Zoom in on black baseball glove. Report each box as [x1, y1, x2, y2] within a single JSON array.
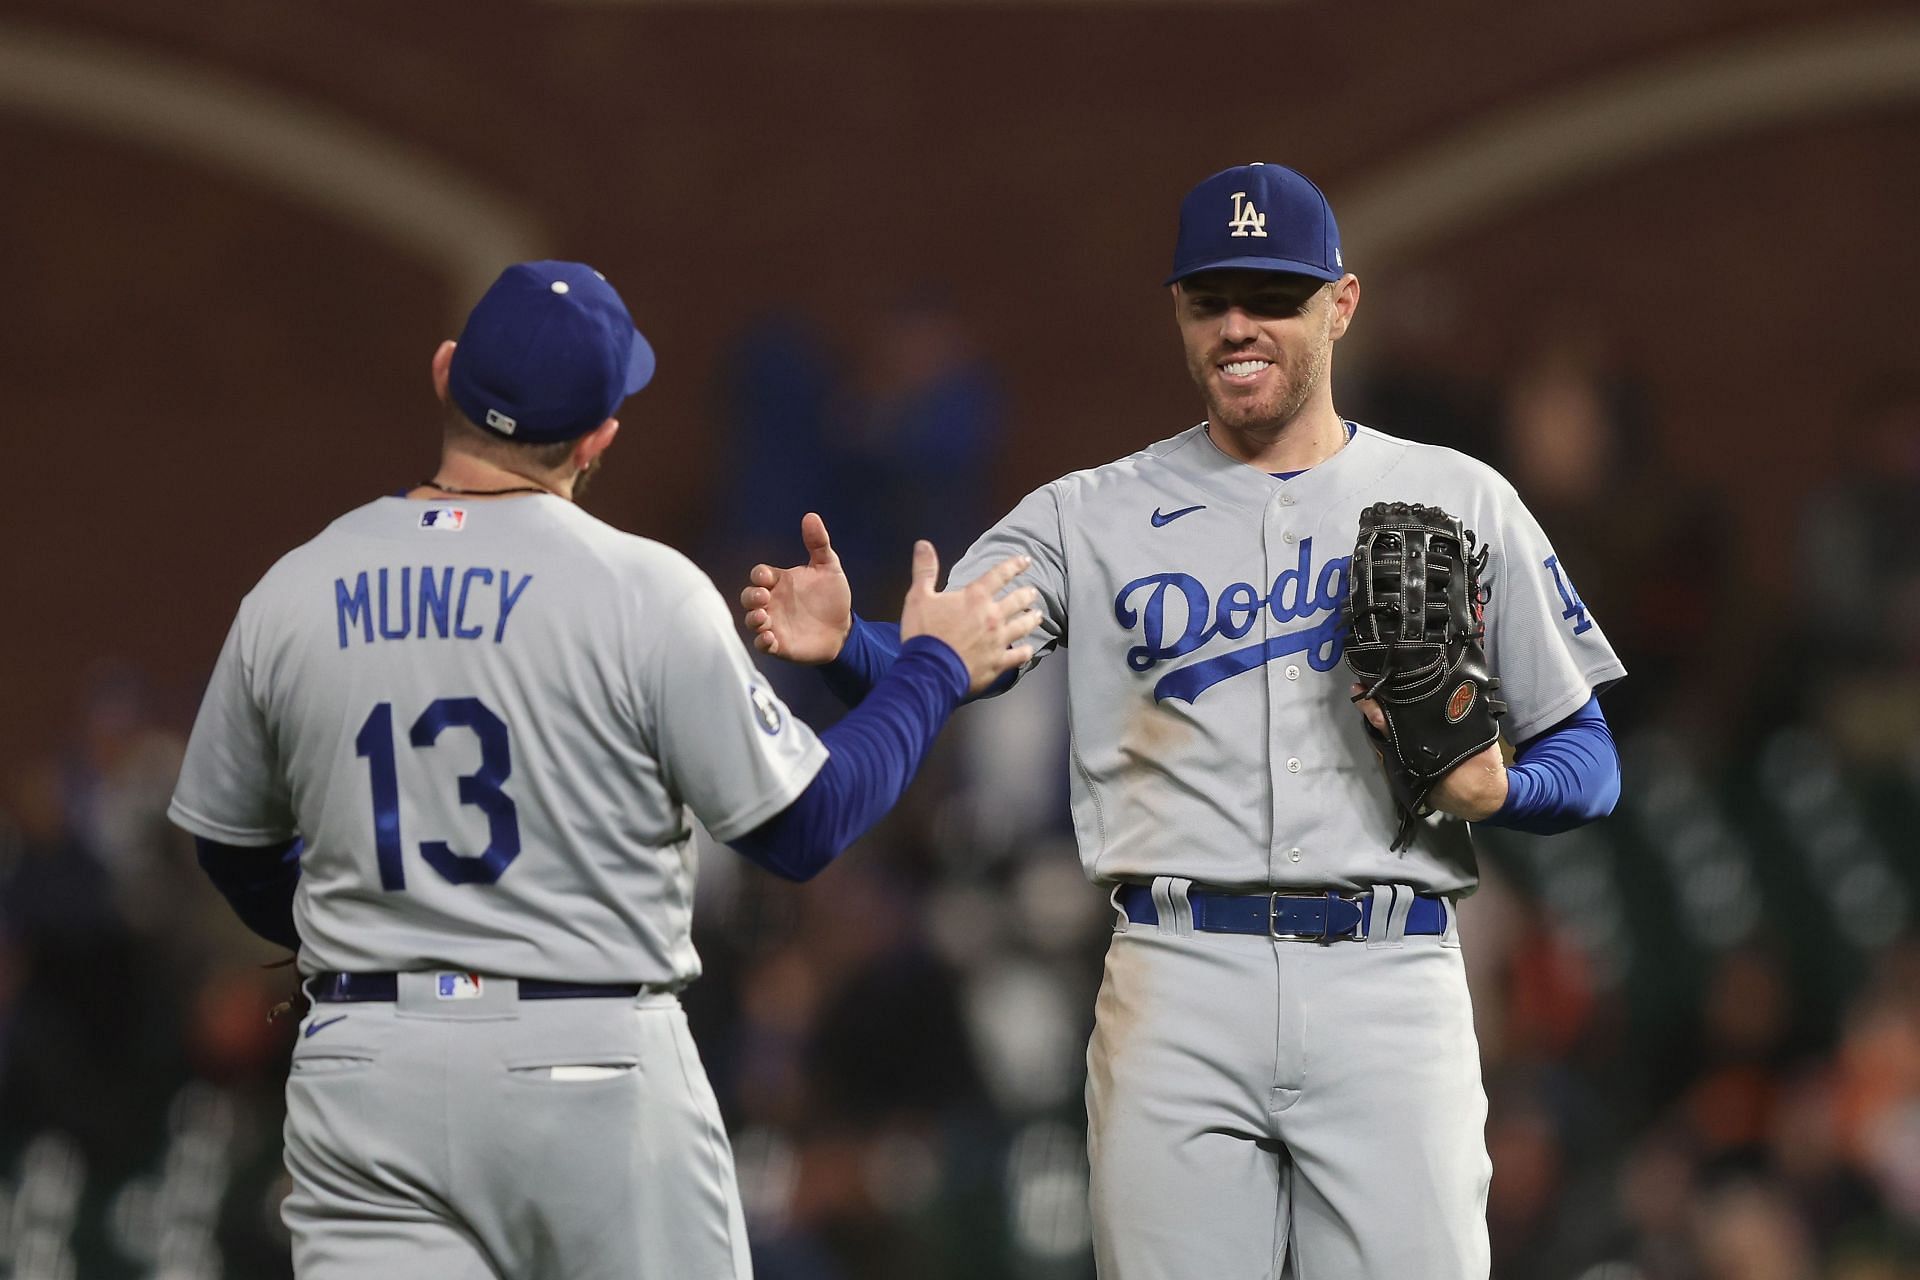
[[1343, 501, 1506, 851]]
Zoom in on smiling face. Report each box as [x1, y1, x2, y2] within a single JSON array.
[[1173, 269, 1357, 437]]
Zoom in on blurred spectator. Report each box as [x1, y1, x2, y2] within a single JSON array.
[[705, 312, 850, 563], [701, 314, 857, 728], [1495, 336, 1749, 746], [1797, 373, 1920, 767], [1692, 1175, 1818, 1280], [1501, 914, 1605, 1064], [1680, 945, 1796, 1163], [0, 754, 168, 1174], [1618, 1134, 1704, 1278], [1343, 265, 1501, 459], [1486, 1073, 1572, 1276], [64, 664, 189, 936], [699, 300, 1006, 718], [1829, 944, 1920, 1221], [838, 290, 1005, 605]]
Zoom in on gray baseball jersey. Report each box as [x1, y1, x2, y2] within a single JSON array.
[[172, 492, 809, 1279], [951, 419, 1623, 1280], [949, 421, 1626, 893], [169, 494, 826, 986]]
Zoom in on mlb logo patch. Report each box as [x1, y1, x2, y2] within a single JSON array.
[[436, 972, 484, 1000], [420, 508, 467, 532]]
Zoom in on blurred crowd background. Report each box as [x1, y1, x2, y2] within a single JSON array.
[[3, 1, 1919, 1277]]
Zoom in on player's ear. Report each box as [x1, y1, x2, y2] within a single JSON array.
[[431, 340, 457, 403], [1327, 275, 1360, 341], [575, 417, 620, 470]]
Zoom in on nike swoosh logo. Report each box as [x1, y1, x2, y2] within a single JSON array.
[[304, 1014, 348, 1039], [1150, 504, 1206, 527]]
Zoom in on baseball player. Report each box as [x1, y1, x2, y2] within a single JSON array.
[[166, 260, 1040, 1279], [740, 165, 1627, 1279]]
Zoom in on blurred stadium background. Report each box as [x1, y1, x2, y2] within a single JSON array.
[[3, 0, 1919, 1276]]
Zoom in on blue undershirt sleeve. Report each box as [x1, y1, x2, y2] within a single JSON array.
[[822, 612, 1015, 706], [819, 612, 903, 707], [194, 835, 303, 949], [732, 634, 970, 881], [1481, 694, 1620, 835]]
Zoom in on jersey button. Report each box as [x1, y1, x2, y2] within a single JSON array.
[[1288, 848, 1303, 863], [1282, 531, 1297, 544], [1280, 492, 1296, 506], [1286, 757, 1301, 773], [1284, 664, 1300, 680]]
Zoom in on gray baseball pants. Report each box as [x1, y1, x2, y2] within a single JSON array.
[[1087, 879, 1492, 1279], [281, 976, 750, 1280]]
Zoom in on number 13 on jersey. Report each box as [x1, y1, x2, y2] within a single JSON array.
[[353, 697, 522, 889]]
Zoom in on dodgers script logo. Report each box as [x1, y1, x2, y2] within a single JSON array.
[[1227, 191, 1268, 239], [1114, 537, 1349, 704]]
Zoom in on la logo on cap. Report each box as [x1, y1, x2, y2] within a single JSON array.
[[1227, 190, 1267, 239]]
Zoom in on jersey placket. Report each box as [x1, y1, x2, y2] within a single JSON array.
[[1262, 483, 1310, 883]]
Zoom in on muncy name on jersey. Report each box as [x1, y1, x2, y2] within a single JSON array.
[[334, 566, 534, 649], [1113, 536, 1350, 704]]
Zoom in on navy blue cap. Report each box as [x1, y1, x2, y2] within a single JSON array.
[[1164, 164, 1344, 286], [448, 260, 656, 443]]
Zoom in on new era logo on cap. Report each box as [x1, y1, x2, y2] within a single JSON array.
[[1166, 163, 1344, 286]]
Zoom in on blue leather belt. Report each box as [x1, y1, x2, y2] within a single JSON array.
[[1117, 884, 1447, 941], [308, 972, 644, 1003]]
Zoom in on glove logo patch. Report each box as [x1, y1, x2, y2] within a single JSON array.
[[1446, 681, 1477, 723]]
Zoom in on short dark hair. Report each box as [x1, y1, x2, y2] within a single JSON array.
[[443, 409, 577, 474]]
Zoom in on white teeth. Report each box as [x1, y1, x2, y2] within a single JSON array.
[[1222, 360, 1271, 377]]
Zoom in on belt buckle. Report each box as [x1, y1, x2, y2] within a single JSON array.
[[1267, 891, 1364, 942]]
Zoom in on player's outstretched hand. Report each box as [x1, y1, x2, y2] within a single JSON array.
[[741, 513, 854, 663], [901, 542, 1041, 696], [1352, 687, 1510, 821]]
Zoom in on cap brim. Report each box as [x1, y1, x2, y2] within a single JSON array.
[[1163, 256, 1341, 286], [625, 330, 656, 396]]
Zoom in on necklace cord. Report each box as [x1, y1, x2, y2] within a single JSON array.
[[418, 478, 552, 498]]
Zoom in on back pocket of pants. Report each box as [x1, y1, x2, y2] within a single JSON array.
[[506, 1056, 640, 1084], [290, 1053, 375, 1078]]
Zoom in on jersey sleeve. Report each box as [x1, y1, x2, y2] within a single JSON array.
[[1481, 487, 1629, 744], [946, 481, 1070, 683], [647, 581, 829, 843], [168, 606, 299, 845]]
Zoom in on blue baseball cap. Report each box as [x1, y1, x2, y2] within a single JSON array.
[[448, 260, 656, 443], [1164, 164, 1344, 286]]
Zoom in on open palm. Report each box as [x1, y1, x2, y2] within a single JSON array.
[[740, 513, 854, 663]]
